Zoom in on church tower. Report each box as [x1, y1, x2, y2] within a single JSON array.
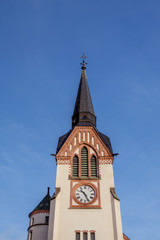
[[47, 58, 129, 240], [27, 57, 130, 240]]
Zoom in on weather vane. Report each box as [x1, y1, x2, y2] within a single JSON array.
[[80, 52, 87, 70]]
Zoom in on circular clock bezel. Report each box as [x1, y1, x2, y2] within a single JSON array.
[[73, 182, 97, 205]]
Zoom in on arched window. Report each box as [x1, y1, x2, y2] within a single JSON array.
[[72, 155, 79, 177], [91, 155, 97, 177], [76, 232, 80, 240], [83, 232, 88, 240], [81, 147, 88, 177], [91, 232, 95, 240]]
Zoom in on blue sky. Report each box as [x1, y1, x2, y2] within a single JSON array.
[[0, 0, 160, 239]]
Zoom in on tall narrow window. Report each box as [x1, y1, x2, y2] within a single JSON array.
[[81, 147, 88, 177], [83, 132, 86, 141], [28, 231, 32, 240], [87, 132, 90, 142], [70, 144, 72, 151], [83, 232, 88, 240], [79, 132, 81, 142], [74, 137, 77, 145], [30, 218, 34, 226], [91, 232, 95, 240], [97, 144, 99, 151], [72, 156, 79, 177], [76, 232, 80, 240], [91, 155, 97, 177]]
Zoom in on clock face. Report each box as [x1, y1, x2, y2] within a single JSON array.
[[75, 185, 95, 204]]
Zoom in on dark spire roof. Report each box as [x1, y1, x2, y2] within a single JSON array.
[[72, 61, 96, 128], [30, 188, 51, 215], [56, 58, 113, 155]]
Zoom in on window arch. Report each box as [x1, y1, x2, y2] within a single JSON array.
[[72, 155, 79, 177], [91, 155, 97, 177], [81, 147, 88, 177]]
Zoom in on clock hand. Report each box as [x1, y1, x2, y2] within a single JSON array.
[[80, 190, 90, 202]]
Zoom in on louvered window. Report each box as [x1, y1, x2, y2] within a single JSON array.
[[72, 156, 79, 177], [81, 147, 88, 177], [91, 155, 97, 177]]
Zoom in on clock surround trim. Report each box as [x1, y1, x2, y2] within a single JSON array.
[[70, 179, 101, 209]]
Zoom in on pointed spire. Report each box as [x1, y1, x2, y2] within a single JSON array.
[[72, 55, 96, 128]]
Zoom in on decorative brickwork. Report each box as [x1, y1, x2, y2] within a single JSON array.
[[56, 126, 113, 164], [56, 160, 70, 165], [99, 159, 113, 164]]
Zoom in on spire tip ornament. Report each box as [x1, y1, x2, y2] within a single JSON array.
[[80, 52, 87, 70]]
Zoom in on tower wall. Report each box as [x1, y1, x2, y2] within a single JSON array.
[[47, 199, 56, 240], [48, 162, 123, 240], [28, 212, 49, 240]]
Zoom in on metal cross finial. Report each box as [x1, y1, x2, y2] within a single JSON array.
[[81, 52, 88, 61], [80, 52, 87, 70]]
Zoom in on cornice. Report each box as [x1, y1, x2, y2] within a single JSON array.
[[29, 209, 50, 218]]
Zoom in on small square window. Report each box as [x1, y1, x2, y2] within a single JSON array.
[[45, 216, 49, 224]]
